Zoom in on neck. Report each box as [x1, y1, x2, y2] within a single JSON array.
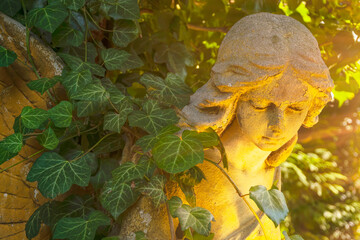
[[204, 120, 271, 173]]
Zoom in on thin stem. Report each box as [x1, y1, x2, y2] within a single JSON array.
[[203, 158, 269, 240], [107, 97, 119, 113], [0, 149, 44, 174], [241, 197, 269, 240], [85, 9, 114, 32], [21, 0, 41, 79], [70, 132, 116, 162], [60, 124, 100, 143]]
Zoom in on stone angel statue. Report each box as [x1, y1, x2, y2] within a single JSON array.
[[119, 12, 334, 240]]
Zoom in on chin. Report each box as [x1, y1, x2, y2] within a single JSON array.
[[255, 141, 283, 151]]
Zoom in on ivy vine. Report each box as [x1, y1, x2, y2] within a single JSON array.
[[0, 0, 304, 239]]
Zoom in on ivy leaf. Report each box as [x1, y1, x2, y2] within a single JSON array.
[[27, 3, 68, 33], [73, 83, 109, 102], [0, 0, 21, 17], [0, 147, 17, 165], [58, 53, 106, 77], [140, 73, 192, 108], [27, 77, 59, 94], [136, 125, 181, 152], [118, 52, 144, 72], [61, 0, 85, 10], [100, 0, 140, 20], [174, 205, 214, 236], [27, 152, 92, 198], [0, 46, 17, 67], [52, 23, 84, 47], [48, 101, 73, 128], [61, 69, 92, 97], [135, 231, 148, 240], [90, 158, 119, 189], [103, 112, 127, 133], [112, 162, 146, 185], [25, 202, 53, 240], [138, 175, 167, 207], [112, 20, 139, 47], [128, 100, 179, 135], [182, 130, 219, 149], [75, 100, 103, 117], [100, 48, 130, 71], [283, 231, 304, 240], [13, 115, 33, 135], [100, 180, 140, 218], [249, 185, 289, 227], [93, 134, 124, 154], [154, 42, 194, 76], [153, 132, 204, 174], [0, 133, 23, 153], [37, 127, 59, 150], [168, 196, 183, 217], [53, 210, 110, 240], [21, 107, 48, 129]]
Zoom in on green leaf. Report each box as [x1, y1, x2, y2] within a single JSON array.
[[25, 202, 53, 240], [168, 196, 183, 217], [154, 42, 194, 76], [138, 175, 167, 207], [27, 77, 59, 94], [0, 46, 17, 67], [61, 69, 92, 97], [75, 100, 103, 117], [140, 73, 192, 108], [90, 158, 119, 189], [102, 237, 120, 240], [249, 185, 289, 227], [21, 107, 48, 129], [182, 129, 219, 148], [58, 53, 106, 77], [128, 100, 179, 135], [153, 132, 204, 174], [136, 125, 181, 152], [174, 167, 206, 207], [174, 205, 214, 236], [27, 3, 69, 33], [100, 0, 140, 20], [53, 210, 110, 240], [100, 180, 140, 218], [0, 147, 17, 165], [103, 112, 127, 133], [283, 231, 304, 240], [112, 161, 146, 185], [13, 115, 33, 135], [73, 83, 109, 102], [48, 101, 73, 128], [37, 127, 59, 150], [0, 0, 21, 17], [112, 20, 139, 47], [0, 133, 23, 153], [61, 0, 85, 10], [93, 134, 124, 154], [118, 52, 143, 72], [27, 152, 92, 198], [52, 23, 84, 47], [135, 231, 148, 240], [100, 48, 130, 71]]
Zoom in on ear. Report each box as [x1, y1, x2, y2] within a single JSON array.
[[302, 115, 318, 128], [265, 134, 298, 167]]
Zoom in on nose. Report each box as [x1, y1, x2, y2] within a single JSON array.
[[267, 108, 285, 135]]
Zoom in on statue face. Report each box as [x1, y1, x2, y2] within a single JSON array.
[[236, 70, 315, 151]]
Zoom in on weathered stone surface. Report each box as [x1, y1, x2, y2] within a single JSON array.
[[120, 13, 334, 239], [0, 12, 63, 240]]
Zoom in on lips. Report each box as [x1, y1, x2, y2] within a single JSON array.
[[262, 136, 284, 142]]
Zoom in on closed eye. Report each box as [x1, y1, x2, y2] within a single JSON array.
[[250, 101, 269, 110], [288, 106, 303, 111]]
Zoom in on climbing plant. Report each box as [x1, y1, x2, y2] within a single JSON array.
[[1, 0, 360, 239]]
